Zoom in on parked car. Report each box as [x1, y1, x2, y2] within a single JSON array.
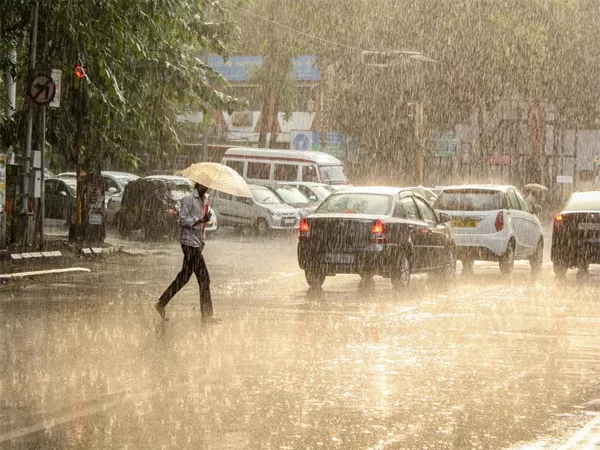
[[116, 176, 196, 239], [276, 181, 336, 204], [551, 189, 600, 278], [58, 170, 139, 207], [211, 184, 301, 234], [434, 185, 544, 274], [260, 184, 318, 217], [44, 177, 77, 224], [297, 186, 456, 289]]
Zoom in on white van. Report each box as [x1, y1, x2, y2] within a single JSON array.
[[221, 147, 348, 186]]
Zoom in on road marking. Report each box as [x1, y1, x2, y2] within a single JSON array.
[[0, 267, 91, 281]]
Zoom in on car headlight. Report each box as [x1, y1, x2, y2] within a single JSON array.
[[268, 208, 282, 216]]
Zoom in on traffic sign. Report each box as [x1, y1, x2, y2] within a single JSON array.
[[28, 73, 56, 106]]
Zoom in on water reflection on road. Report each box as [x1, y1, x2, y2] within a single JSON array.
[[1, 232, 600, 449]]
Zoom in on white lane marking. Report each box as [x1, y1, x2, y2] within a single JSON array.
[[0, 267, 91, 281]]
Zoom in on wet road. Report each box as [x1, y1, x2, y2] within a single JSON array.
[[1, 230, 600, 449]]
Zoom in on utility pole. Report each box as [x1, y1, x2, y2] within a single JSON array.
[[39, 0, 49, 247], [21, 0, 39, 246]]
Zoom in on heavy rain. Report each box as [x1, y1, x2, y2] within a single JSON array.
[[1, 1, 600, 449]]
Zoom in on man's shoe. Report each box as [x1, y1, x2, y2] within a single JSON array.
[[154, 302, 167, 320]]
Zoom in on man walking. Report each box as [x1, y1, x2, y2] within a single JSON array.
[[155, 183, 213, 320]]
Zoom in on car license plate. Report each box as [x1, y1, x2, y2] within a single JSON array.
[[578, 223, 600, 231], [325, 253, 354, 264], [451, 219, 479, 228], [281, 218, 296, 227]]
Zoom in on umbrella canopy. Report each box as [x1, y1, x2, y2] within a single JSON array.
[[524, 183, 549, 192], [182, 162, 252, 198]]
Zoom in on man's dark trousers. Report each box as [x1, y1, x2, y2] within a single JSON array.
[[158, 245, 213, 316]]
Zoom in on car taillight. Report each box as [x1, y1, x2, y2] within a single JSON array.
[[495, 211, 504, 232], [553, 214, 564, 232], [299, 217, 310, 240], [371, 218, 388, 244]]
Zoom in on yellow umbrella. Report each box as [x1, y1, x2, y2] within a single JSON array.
[[524, 183, 549, 192], [182, 162, 252, 198]]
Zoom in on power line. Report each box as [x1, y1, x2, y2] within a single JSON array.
[[223, 0, 365, 52]]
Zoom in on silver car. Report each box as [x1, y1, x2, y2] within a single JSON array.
[[211, 184, 301, 234]]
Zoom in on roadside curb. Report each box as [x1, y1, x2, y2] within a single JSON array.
[[0, 267, 91, 282]]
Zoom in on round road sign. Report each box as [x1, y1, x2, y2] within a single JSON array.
[[29, 73, 56, 106]]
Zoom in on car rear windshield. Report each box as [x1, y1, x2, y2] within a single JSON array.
[[435, 189, 507, 211], [317, 193, 392, 215], [564, 191, 600, 211]]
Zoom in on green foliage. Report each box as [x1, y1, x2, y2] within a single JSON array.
[[1, 0, 241, 172]]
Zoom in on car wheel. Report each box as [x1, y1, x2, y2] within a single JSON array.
[[391, 252, 411, 290], [256, 218, 269, 236], [305, 269, 325, 289], [499, 239, 515, 274], [553, 261, 568, 279], [436, 246, 457, 281], [529, 239, 544, 275]]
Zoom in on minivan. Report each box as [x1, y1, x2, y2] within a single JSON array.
[[221, 147, 349, 186]]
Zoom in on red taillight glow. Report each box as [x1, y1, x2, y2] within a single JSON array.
[[495, 211, 504, 232], [167, 209, 176, 216], [553, 214, 564, 232], [299, 217, 310, 240], [371, 219, 388, 243]]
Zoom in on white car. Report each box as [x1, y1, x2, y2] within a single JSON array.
[[211, 184, 301, 234], [58, 170, 139, 218], [434, 185, 544, 274], [275, 181, 336, 204]]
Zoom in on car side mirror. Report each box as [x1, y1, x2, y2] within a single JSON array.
[[58, 191, 68, 197], [532, 204, 542, 214], [108, 187, 118, 195], [439, 212, 452, 223]]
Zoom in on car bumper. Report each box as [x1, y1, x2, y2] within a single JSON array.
[[552, 239, 600, 266], [298, 242, 393, 275], [268, 216, 300, 229], [451, 231, 509, 260]]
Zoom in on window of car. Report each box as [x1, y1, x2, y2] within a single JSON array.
[[514, 190, 531, 213], [302, 165, 319, 183], [319, 165, 347, 184], [274, 164, 298, 182], [247, 162, 271, 180], [563, 191, 600, 211], [251, 186, 282, 204], [225, 160, 245, 177], [103, 176, 120, 193], [317, 193, 392, 215], [507, 190, 521, 210], [414, 196, 438, 222], [435, 189, 507, 211], [393, 196, 420, 220], [274, 186, 310, 204]]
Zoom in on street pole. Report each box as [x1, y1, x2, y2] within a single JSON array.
[[39, 0, 48, 247], [416, 62, 425, 186], [202, 48, 209, 162], [21, 0, 39, 246]]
